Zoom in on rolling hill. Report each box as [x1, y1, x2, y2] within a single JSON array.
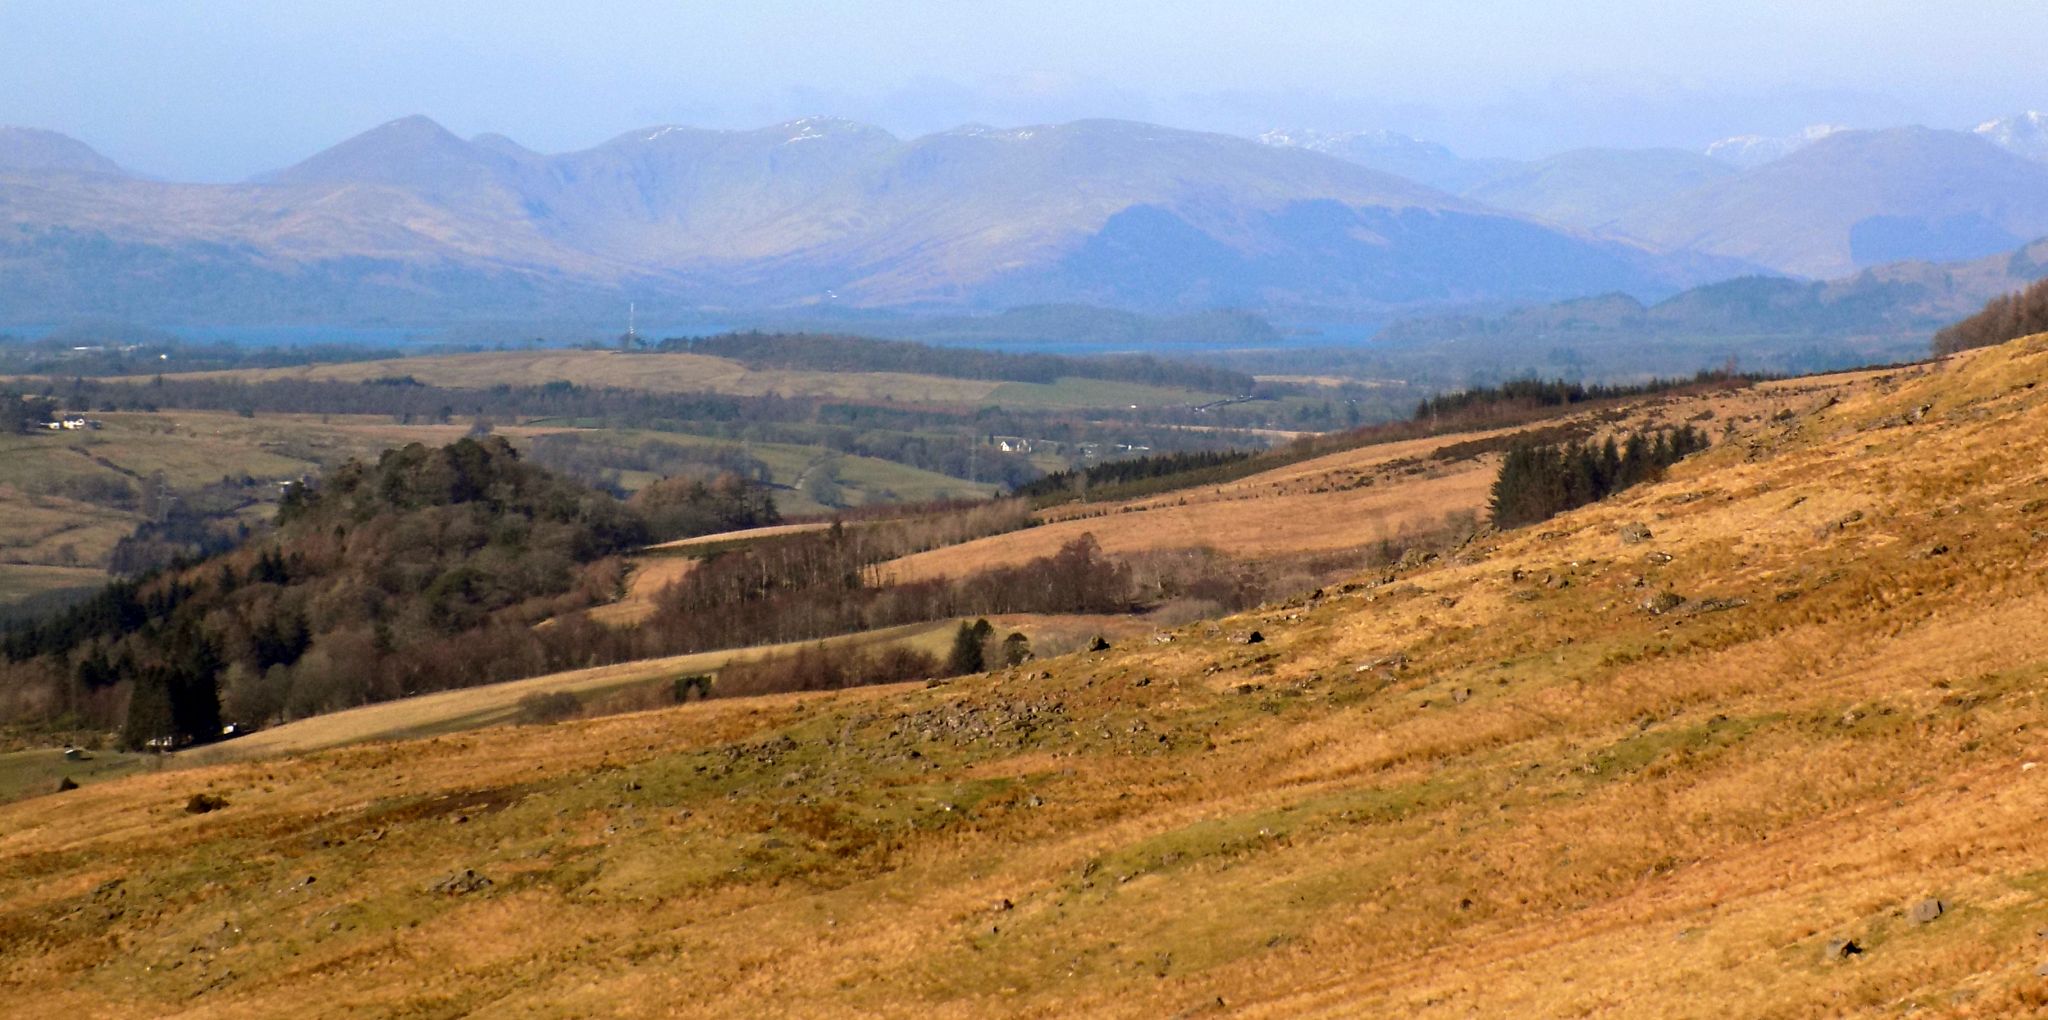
[[8, 332, 2048, 1015], [1376, 235, 2048, 376], [1613, 126, 2048, 277], [0, 117, 1746, 323]]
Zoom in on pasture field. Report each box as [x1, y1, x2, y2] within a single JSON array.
[[8, 341, 2048, 1015], [124, 349, 1228, 410]]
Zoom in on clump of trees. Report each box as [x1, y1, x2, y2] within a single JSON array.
[[628, 474, 781, 543], [2, 389, 58, 432], [1488, 426, 1710, 529], [1933, 278, 2048, 355], [712, 641, 941, 699]]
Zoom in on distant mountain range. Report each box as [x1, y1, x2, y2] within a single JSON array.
[[6, 111, 2048, 333], [1264, 116, 2048, 279], [0, 116, 1745, 326]]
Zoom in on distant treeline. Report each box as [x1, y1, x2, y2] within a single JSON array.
[[1488, 426, 1711, 529], [1933, 278, 2048, 355], [1022, 372, 1752, 507], [1415, 371, 1758, 422], [0, 341, 421, 379], [665, 332, 1255, 394], [1012, 449, 1256, 500]]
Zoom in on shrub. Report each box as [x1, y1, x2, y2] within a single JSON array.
[[516, 691, 582, 725]]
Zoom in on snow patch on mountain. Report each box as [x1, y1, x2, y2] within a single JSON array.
[[1705, 125, 1845, 168], [1975, 112, 2048, 162]]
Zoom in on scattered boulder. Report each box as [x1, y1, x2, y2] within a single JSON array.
[[427, 869, 494, 895], [1618, 522, 1654, 545], [1088, 636, 1111, 652], [1907, 898, 1946, 925], [185, 793, 228, 814], [1243, 631, 1264, 645], [1641, 591, 1687, 615], [1822, 938, 1862, 961], [1396, 548, 1438, 570], [54, 776, 79, 793], [62, 747, 91, 761], [1684, 597, 1749, 615]]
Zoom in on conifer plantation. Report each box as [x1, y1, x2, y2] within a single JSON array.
[[1487, 425, 1710, 528]]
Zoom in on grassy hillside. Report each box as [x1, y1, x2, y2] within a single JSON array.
[[11, 338, 2048, 1014]]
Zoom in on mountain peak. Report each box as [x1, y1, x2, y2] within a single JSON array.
[[0, 126, 127, 177], [260, 114, 499, 190]]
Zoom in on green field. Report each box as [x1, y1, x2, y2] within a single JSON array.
[[534, 428, 998, 515], [0, 746, 155, 803]]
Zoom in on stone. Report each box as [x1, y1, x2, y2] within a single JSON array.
[[1618, 522, 1654, 544], [54, 776, 79, 793], [1641, 591, 1687, 615], [1907, 898, 1946, 924], [1822, 938, 1862, 961], [1243, 631, 1264, 644], [185, 793, 228, 814], [427, 869, 494, 895], [1088, 636, 1111, 652]]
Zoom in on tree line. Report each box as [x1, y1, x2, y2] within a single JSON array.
[[1932, 277, 2048, 355], [665, 332, 1255, 394]]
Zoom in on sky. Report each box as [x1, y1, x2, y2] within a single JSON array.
[[3, 0, 2046, 181]]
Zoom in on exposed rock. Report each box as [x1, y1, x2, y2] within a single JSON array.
[[1907, 898, 1946, 924], [1822, 938, 1862, 961], [1243, 631, 1264, 645], [54, 776, 79, 793], [185, 793, 228, 814], [427, 869, 494, 895], [62, 747, 91, 761], [1641, 591, 1687, 615], [1618, 522, 1654, 544], [1683, 597, 1749, 615], [1088, 636, 1111, 652]]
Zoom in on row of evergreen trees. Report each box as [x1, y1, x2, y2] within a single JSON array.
[[1488, 426, 1710, 528]]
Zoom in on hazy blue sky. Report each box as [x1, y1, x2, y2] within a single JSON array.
[[4, 0, 2045, 180]]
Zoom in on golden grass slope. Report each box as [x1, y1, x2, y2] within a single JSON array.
[[10, 342, 2048, 1015]]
